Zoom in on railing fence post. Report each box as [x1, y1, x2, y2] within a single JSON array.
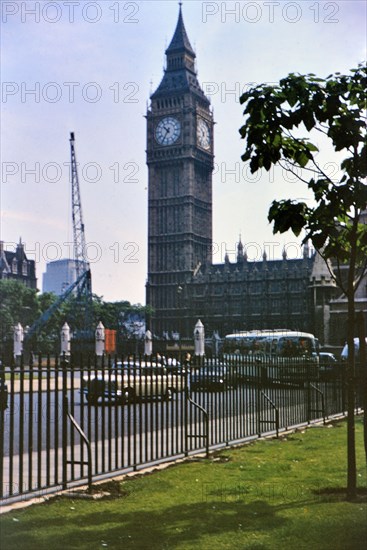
[[184, 365, 190, 456], [256, 363, 261, 437], [62, 356, 68, 490], [0, 358, 7, 498], [308, 362, 313, 424]]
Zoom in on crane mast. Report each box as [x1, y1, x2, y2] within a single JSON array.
[[70, 132, 89, 281], [69, 132, 92, 341], [24, 133, 93, 348]]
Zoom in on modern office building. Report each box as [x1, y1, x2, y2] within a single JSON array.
[[42, 259, 82, 296]]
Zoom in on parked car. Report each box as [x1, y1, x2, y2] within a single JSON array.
[[124, 357, 186, 394], [82, 362, 172, 405], [190, 364, 235, 391], [164, 359, 186, 393], [318, 352, 338, 380]]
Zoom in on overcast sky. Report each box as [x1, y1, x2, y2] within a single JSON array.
[[1, 0, 366, 304]]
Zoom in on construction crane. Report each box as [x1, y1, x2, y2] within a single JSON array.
[[70, 132, 89, 283], [69, 131, 93, 339], [25, 270, 91, 342], [25, 133, 93, 345]]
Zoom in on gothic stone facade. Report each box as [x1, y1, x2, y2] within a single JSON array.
[[180, 249, 318, 338], [146, 6, 214, 337], [146, 7, 337, 346]]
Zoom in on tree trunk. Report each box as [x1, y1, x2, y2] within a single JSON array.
[[357, 311, 367, 465], [346, 236, 357, 500], [346, 300, 357, 499]]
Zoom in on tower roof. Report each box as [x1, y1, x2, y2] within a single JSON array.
[[151, 4, 208, 102], [166, 4, 195, 57], [310, 250, 336, 286]]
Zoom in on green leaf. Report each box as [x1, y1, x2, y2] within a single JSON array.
[[239, 64, 367, 277], [268, 200, 308, 236], [295, 150, 310, 168], [305, 142, 319, 152]]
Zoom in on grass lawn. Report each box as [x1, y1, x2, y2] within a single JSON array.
[[1, 417, 366, 550]]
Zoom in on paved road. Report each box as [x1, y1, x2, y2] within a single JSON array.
[[2, 378, 343, 457], [0, 378, 344, 502]]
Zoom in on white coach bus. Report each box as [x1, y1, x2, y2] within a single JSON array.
[[222, 329, 319, 382]]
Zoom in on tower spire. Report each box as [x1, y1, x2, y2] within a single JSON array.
[[237, 236, 244, 264], [166, 3, 195, 57], [151, 4, 208, 102]]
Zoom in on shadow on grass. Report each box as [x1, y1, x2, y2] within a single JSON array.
[[313, 486, 367, 503], [5, 490, 365, 550], [3, 499, 285, 549]]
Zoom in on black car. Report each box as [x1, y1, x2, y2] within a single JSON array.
[[189, 365, 235, 391], [319, 352, 339, 380]]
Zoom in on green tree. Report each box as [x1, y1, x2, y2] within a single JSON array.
[[0, 280, 61, 355], [0, 279, 151, 355], [239, 64, 367, 499], [0, 280, 40, 352], [35, 291, 64, 353], [94, 299, 131, 330]]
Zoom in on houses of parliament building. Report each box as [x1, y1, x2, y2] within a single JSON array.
[[145, 6, 366, 349]]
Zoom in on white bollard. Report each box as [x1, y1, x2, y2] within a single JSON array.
[[194, 319, 205, 356], [13, 323, 24, 359], [95, 321, 105, 357], [144, 330, 153, 356], [60, 322, 71, 357], [14, 323, 24, 366]]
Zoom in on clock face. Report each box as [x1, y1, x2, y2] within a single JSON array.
[[155, 117, 181, 146], [197, 119, 210, 150]]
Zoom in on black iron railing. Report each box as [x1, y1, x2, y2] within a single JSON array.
[[0, 353, 358, 504]]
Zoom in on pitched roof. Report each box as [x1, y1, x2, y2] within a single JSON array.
[[151, 5, 208, 102], [166, 4, 195, 57]]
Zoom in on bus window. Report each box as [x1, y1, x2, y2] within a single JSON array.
[[299, 338, 311, 356], [271, 338, 277, 355], [279, 339, 295, 357], [279, 337, 313, 357]]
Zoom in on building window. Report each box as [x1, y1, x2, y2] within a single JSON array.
[[252, 300, 261, 313], [251, 282, 261, 294], [161, 169, 168, 198], [22, 261, 28, 276], [12, 259, 17, 274], [173, 168, 180, 196], [289, 280, 302, 291], [269, 281, 281, 293]]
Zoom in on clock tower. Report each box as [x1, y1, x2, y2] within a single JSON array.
[[146, 5, 214, 337]]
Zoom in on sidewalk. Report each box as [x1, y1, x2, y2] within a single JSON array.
[[6, 378, 81, 393]]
